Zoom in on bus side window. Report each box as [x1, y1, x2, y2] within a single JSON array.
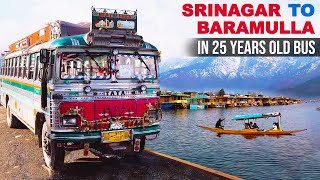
[[14, 57, 19, 77], [15, 57, 18, 77], [6, 59, 9, 76], [35, 55, 42, 81], [8, 59, 10, 76], [5, 59, 8, 75], [48, 54, 55, 80], [8, 58, 12, 76], [21, 56, 27, 78], [10, 58, 14, 76], [18, 56, 23, 78], [15, 57, 19, 77], [11, 58, 15, 77], [17, 56, 22, 78], [0, 61, 2, 76], [1, 60, 3, 75], [5, 59, 8, 76], [11, 58, 14, 77], [7, 59, 10, 76], [28, 54, 36, 80], [2, 60, 4, 76], [0, 60, 2, 75], [25, 55, 30, 79]]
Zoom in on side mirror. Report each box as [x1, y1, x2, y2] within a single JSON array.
[[39, 68, 43, 80], [40, 49, 49, 63]]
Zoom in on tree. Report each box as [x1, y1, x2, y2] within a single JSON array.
[[218, 89, 225, 96]]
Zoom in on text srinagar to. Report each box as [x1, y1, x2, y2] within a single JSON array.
[[182, 4, 315, 34]]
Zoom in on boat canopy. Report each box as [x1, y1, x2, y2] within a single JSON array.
[[232, 112, 281, 120]]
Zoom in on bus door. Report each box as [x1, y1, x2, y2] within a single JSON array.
[[39, 49, 50, 110], [33, 54, 43, 108]]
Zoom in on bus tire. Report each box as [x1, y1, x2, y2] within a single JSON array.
[[6, 106, 21, 128], [42, 123, 65, 170], [139, 136, 146, 153]]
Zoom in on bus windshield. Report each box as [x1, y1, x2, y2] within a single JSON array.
[[116, 54, 157, 79], [60, 53, 157, 80], [61, 53, 110, 80]]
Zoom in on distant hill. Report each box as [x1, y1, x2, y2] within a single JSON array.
[[160, 57, 320, 95], [279, 75, 320, 98]]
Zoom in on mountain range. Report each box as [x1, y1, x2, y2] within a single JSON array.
[[160, 57, 320, 97], [280, 75, 320, 98]]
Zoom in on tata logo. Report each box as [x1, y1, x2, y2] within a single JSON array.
[[106, 91, 126, 96]]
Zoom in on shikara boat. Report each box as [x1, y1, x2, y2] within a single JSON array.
[[198, 112, 307, 136]]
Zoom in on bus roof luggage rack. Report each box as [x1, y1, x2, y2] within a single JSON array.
[[8, 7, 143, 52], [9, 20, 90, 53]]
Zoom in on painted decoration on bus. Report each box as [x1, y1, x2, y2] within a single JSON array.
[[91, 8, 137, 32], [15, 38, 30, 50], [9, 26, 51, 52], [8, 21, 90, 53], [59, 98, 160, 131], [95, 19, 115, 29], [117, 20, 135, 29]]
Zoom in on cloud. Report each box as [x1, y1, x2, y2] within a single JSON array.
[[0, 0, 191, 60]]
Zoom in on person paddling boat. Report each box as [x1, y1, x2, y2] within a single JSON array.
[[215, 118, 224, 129]]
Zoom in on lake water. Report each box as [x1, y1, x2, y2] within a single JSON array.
[[146, 102, 320, 180]]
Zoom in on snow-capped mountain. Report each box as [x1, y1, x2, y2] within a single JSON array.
[[160, 57, 320, 96], [160, 57, 195, 73]]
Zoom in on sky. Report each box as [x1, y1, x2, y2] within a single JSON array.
[[1, 0, 319, 61], [0, 0, 192, 60]]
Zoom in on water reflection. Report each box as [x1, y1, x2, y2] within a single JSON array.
[[147, 102, 320, 179]]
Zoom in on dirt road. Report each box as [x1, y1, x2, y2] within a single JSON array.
[[0, 106, 230, 180]]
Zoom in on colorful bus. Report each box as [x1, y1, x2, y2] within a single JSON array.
[[0, 8, 161, 170]]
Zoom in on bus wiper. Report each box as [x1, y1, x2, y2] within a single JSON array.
[[85, 50, 102, 70], [135, 52, 150, 72]]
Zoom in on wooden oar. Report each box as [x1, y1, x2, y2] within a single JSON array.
[[288, 129, 307, 133], [197, 125, 216, 131]]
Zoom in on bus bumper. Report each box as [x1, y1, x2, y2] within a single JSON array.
[[48, 125, 161, 143]]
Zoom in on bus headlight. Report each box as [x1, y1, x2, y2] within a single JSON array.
[[84, 86, 92, 93], [112, 49, 119, 55], [62, 115, 78, 127], [140, 85, 147, 92]]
